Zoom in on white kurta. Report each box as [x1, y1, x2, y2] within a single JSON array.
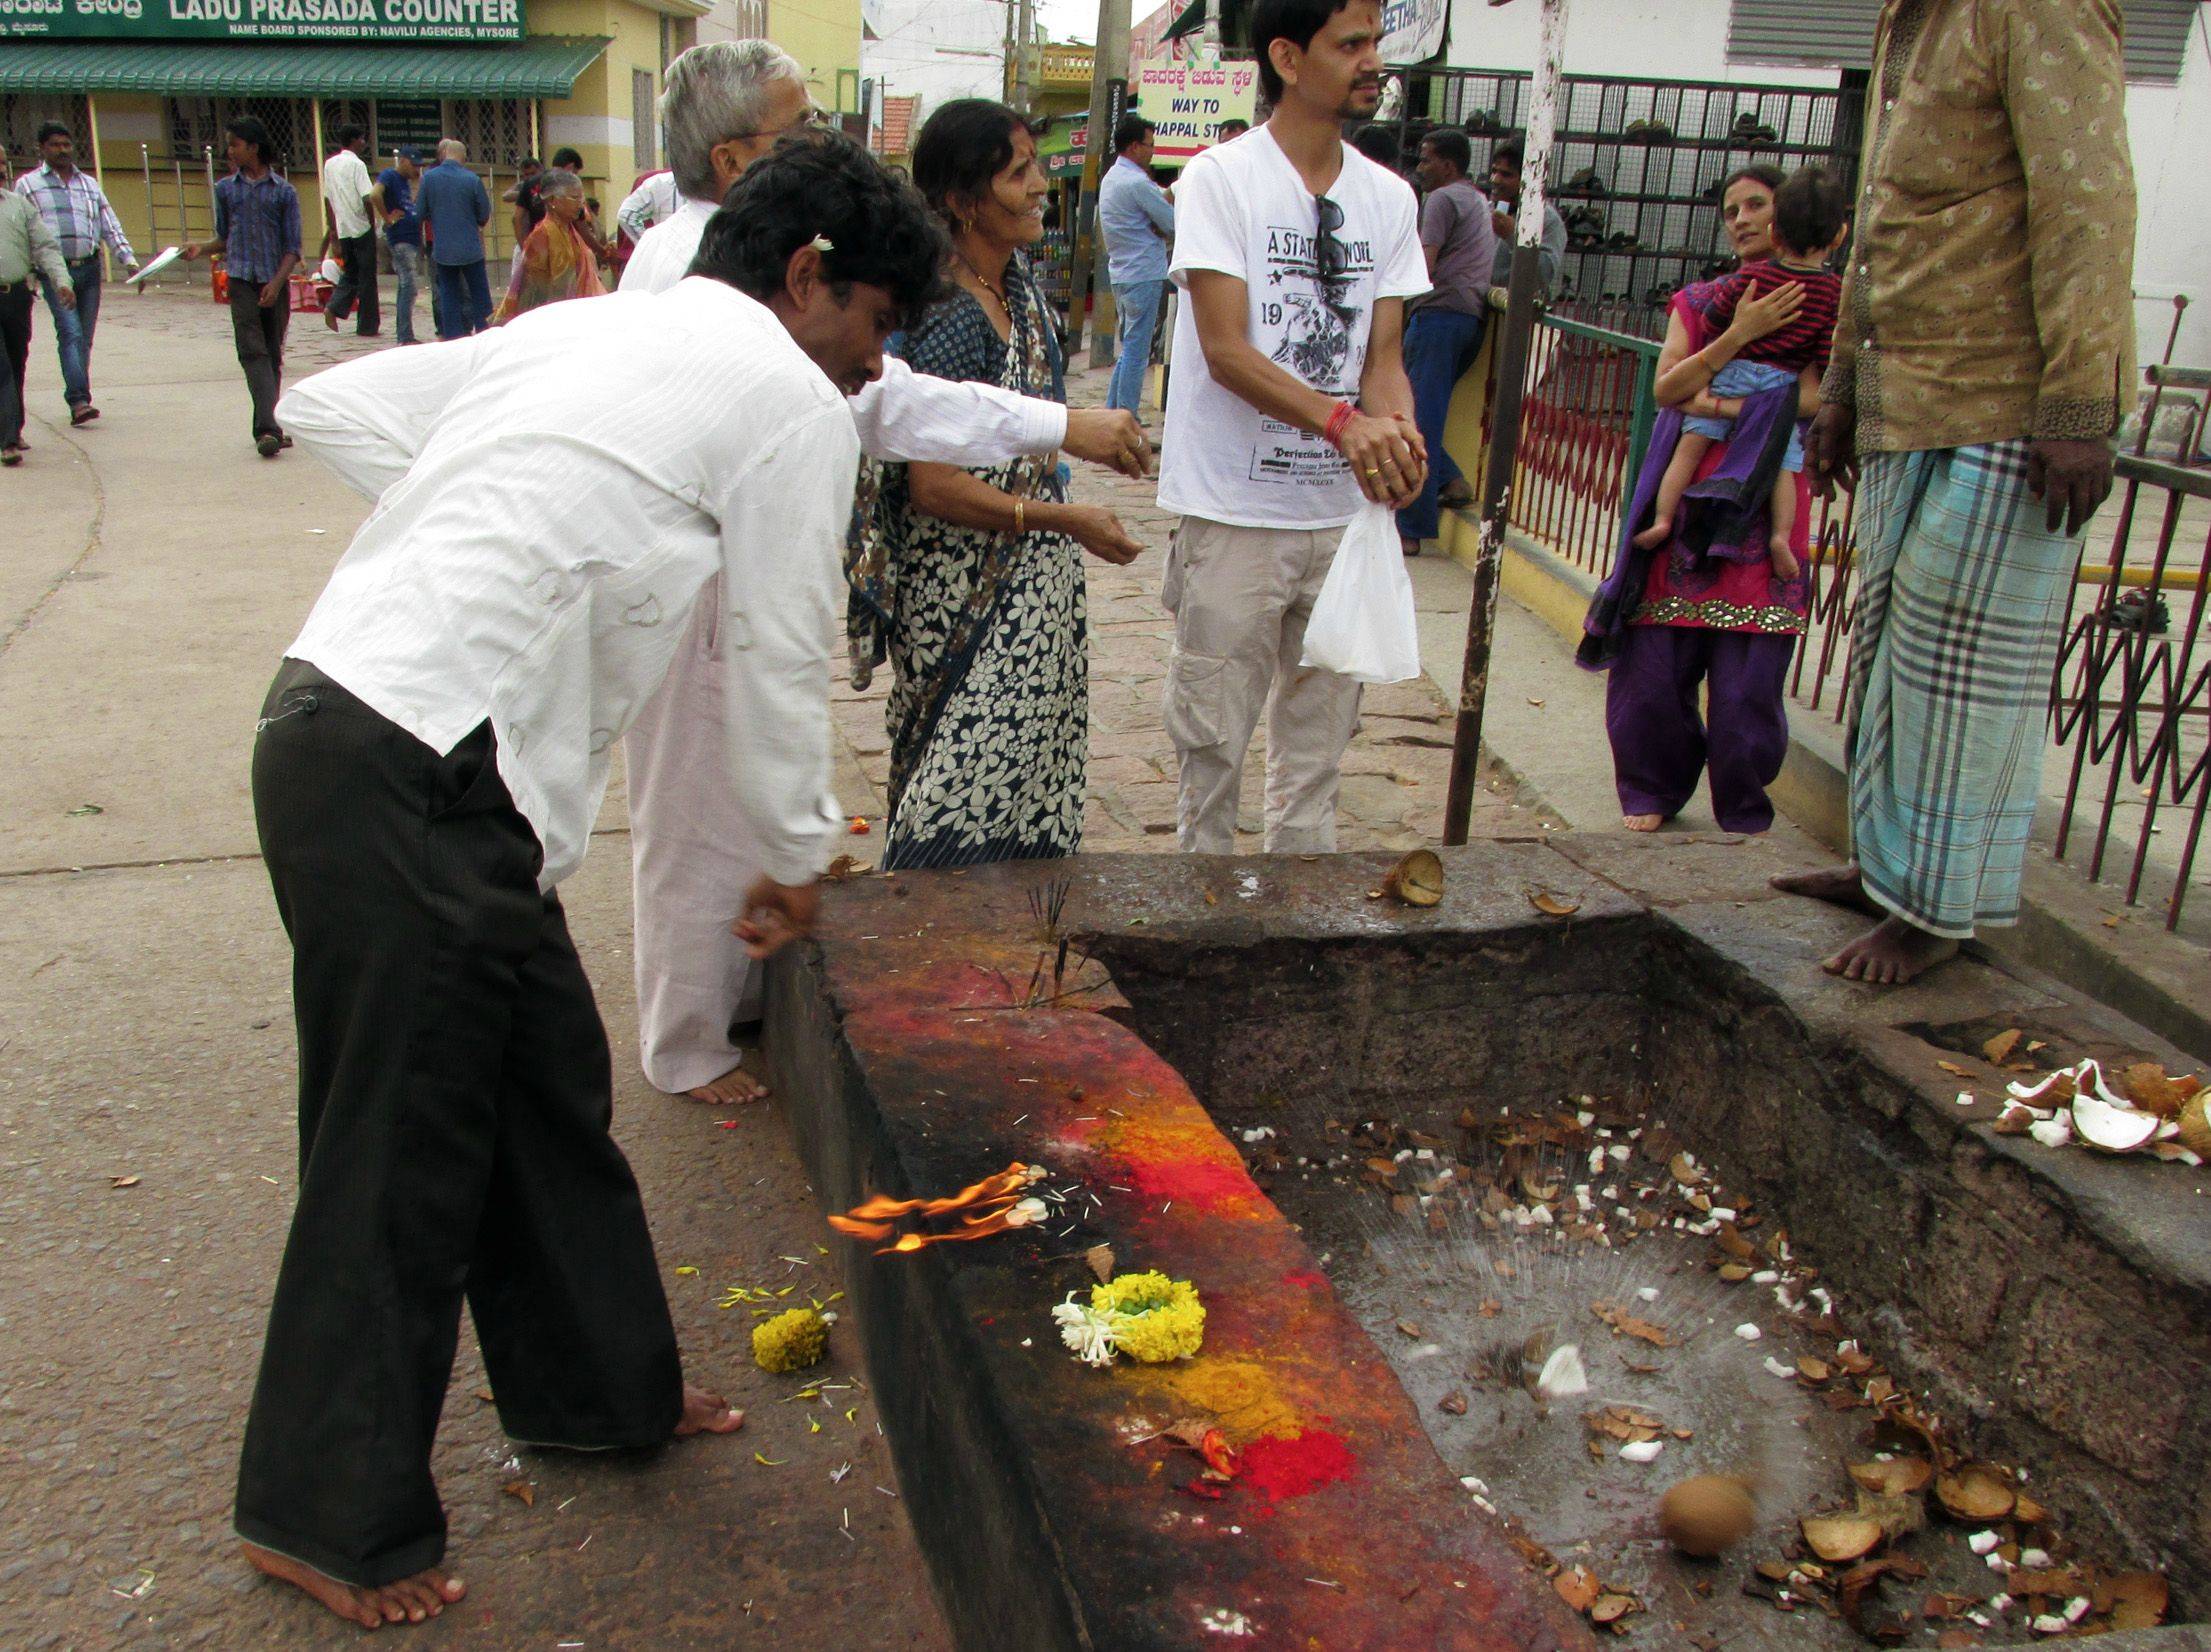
[[620, 197, 1071, 1092]]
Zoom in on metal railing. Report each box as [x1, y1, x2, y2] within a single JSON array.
[[1484, 312, 2208, 930]]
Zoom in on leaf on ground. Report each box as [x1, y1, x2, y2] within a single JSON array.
[[501, 1480, 535, 1507], [1085, 1243, 1115, 1283], [1982, 1028, 2023, 1065]]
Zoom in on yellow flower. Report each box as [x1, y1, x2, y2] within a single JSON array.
[[1092, 1271, 1205, 1364], [753, 1306, 829, 1373]]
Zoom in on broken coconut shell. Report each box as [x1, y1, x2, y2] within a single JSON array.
[[1934, 1463, 2016, 1522], [1847, 1458, 1933, 1497], [1659, 1475, 1757, 1558], [2120, 1062, 2192, 1118], [2178, 1093, 2211, 1161], [1801, 1514, 1885, 1563], [2071, 1088, 2162, 1154], [1380, 849, 1445, 908]]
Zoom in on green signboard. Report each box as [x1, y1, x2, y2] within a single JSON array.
[[0, 0, 526, 42]]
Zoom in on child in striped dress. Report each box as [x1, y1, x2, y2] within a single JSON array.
[[1633, 165, 1849, 579]]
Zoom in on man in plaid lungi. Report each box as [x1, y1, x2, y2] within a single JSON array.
[[1776, 0, 2137, 984]]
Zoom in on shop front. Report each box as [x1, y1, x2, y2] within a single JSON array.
[[0, 0, 703, 276]]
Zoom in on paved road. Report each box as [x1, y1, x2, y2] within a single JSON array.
[[0, 286, 1541, 1648]]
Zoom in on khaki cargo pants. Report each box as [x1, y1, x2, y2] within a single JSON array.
[[1161, 514, 1363, 855]]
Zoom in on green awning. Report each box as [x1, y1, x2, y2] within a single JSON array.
[[0, 36, 611, 98]]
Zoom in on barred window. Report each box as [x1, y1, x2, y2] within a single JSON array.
[[3, 94, 82, 172], [165, 98, 315, 172]]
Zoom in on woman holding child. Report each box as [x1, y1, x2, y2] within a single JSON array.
[[1580, 164, 1848, 836]]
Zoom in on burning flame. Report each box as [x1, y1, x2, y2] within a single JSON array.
[[829, 1164, 1047, 1255]]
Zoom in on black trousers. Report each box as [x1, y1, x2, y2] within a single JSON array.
[[0, 283, 30, 447], [227, 280, 291, 440], [237, 660, 681, 1588], [326, 229, 380, 334]]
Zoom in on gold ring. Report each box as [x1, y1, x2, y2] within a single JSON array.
[[1365, 466, 1381, 476]]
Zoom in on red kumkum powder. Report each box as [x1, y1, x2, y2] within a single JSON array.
[[1124, 1159, 1257, 1212], [1238, 1428, 1357, 1501]]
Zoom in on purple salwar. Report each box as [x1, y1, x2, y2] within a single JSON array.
[[1605, 621, 1796, 835]]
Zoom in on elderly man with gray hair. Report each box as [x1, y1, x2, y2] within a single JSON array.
[[416, 137, 493, 338], [622, 41, 1151, 1106]]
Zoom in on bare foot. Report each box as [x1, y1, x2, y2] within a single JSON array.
[[1769, 863, 1884, 917], [685, 1063, 767, 1105], [1632, 515, 1673, 550], [1622, 813, 1665, 832], [675, 1384, 746, 1437], [1770, 539, 1800, 580], [241, 1541, 464, 1629], [1821, 915, 1960, 985]]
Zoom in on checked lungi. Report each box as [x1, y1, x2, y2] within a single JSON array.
[[1845, 442, 2081, 939]]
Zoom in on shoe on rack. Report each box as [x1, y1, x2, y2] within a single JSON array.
[[1607, 229, 1641, 250], [1699, 176, 1726, 203], [1645, 282, 1678, 307], [2102, 587, 2170, 634], [1465, 108, 1503, 136], [1562, 165, 1609, 198]]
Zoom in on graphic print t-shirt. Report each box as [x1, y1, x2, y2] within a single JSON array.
[[1159, 127, 1428, 530]]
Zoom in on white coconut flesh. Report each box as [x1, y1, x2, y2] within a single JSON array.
[[2071, 1089, 2161, 1153]]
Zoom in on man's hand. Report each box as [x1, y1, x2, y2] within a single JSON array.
[[1805, 402, 1857, 502], [1062, 408, 1151, 478], [258, 277, 286, 308], [180, 242, 204, 261], [2026, 439, 2114, 537], [53, 285, 75, 312], [734, 876, 822, 960], [1340, 410, 1425, 508]]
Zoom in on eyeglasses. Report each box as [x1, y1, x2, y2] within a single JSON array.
[[1314, 195, 1354, 316], [731, 105, 835, 142]]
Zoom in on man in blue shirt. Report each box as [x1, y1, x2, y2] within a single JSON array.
[[415, 138, 493, 340], [180, 117, 301, 458], [375, 147, 424, 344], [1097, 114, 1174, 416]]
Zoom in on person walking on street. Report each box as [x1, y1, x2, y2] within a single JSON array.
[[319, 123, 380, 337], [1779, 0, 2137, 986], [1156, 0, 1429, 856], [1396, 128, 1495, 554], [374, 147, 424, 344], [618, 45, 1148, 1107], [1098, 114, 1174, 416], [13, 119, 139, 426], [236, 134, 943, 1631], [1486, 137, 1563, 301], [416, 139, 493, 340], [1, 150, 73, 467], [179, 118, 301, 459]]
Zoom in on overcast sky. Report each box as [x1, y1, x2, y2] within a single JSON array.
[[1037, 0, 1134, 46]]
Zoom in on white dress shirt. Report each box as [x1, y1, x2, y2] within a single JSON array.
[[615, 170, 682, 244], [280, 279, 862, 891], [322, 149, 375, 240], [621, 193, 1065, 456]]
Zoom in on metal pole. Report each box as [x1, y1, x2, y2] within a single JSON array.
[[140, 141, 156, 280], [1442, 0, 1567, 845], [1014, 0, 1038, 113], [1065, 0, 1129, 353], [1084, 0, 1132, 368]]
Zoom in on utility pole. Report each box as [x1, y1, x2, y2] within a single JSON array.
[[1002, 0, 1018, 104], [1065, 0, 1130, 356], [1443, 0, 1568, 844], [1013, 0, 1038, 112]]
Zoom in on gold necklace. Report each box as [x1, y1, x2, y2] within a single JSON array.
[[956, 248, 1012, 315]]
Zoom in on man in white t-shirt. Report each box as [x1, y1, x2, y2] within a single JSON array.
[[1156, 0, 1428, 855], [319, 123, 380, 337]]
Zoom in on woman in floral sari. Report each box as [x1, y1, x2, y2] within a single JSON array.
[[1579, 165, 1820, 836], [848, 100, 1142, 870], [494, 168, 603, 323]]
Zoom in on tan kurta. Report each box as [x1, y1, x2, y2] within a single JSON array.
[[1821, 0, 2138, 454]]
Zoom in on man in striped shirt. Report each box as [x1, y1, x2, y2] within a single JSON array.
[[13, 120, 140, 426]]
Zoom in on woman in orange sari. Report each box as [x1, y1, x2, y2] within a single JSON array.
[[494, 169, 603, 323]]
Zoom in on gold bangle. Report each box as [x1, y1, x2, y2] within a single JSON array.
[[1014, 498, 1026, 536]]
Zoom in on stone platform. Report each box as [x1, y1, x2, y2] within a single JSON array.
[[764, 840, 2211, 1648]]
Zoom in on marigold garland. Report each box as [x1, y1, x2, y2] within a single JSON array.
[[753, 1306, 829, 1373], [1052, 1270, 1205, 1366]]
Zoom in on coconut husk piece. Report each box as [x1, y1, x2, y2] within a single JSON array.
[[1934, 1463, 2015, 1522], [1801, 1515, 1884, 1563], [2107, 1571, 2169, 1631], [1848, 1458, 1933, 1497], [1380, 849, 1445, 907]]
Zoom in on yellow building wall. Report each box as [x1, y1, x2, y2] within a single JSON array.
[[770, 0, 864, 114]]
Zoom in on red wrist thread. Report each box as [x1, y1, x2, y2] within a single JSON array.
[[1322, 401, 1356, 450]]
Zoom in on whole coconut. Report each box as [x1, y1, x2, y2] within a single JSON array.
[[1659, 1475, 1756, 1558]]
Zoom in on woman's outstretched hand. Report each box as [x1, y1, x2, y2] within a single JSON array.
[[1060, 504, 1144, 565]]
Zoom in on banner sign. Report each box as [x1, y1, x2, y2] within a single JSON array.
[[0, 0, 527, 41], [1131, 57, 1258, 164], [1380, 0, 1448, 63]]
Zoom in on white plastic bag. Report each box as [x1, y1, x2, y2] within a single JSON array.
[[1299, 500, 1422, 684]]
